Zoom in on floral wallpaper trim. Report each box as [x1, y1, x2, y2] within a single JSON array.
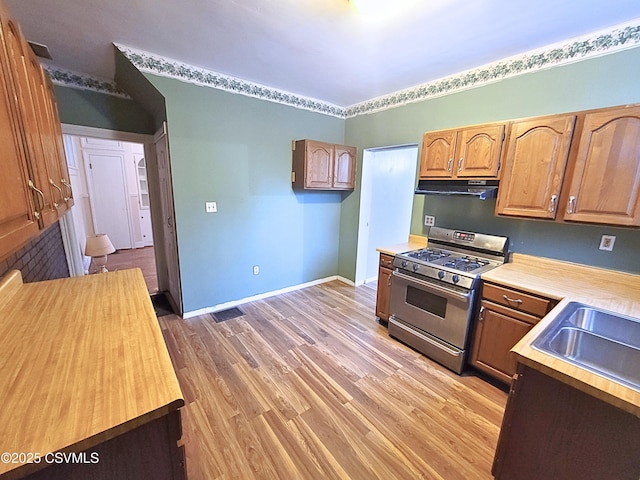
[[114, 44, 346, 118], [44, 66, 131, 98], [115, 19, 640, 119], [346, 21, 640, 117]]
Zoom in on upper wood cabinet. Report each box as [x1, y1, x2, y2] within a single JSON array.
[[292, 139, 356, 190], [561, 105, 640, 226], [496, 105, 640, 227], [0, 0, 71, 261], [0, 2, 39, 257], [419, 123, 506, 179], [496, 115, 576, 219]]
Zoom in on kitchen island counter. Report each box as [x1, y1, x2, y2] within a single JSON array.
[[0, 269, 185, 479]]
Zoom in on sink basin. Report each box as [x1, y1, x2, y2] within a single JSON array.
[[532, 302, 640, 391]]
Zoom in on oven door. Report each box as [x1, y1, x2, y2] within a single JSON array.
[[389, 270, 475, 350]]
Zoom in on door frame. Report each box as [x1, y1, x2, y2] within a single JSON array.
[[354, 143, 418, 286], [59, 124, 182, 313]]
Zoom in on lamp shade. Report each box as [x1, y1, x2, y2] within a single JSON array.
[[85, 234, 116, 257]]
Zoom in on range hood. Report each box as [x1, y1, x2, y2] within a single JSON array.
[[415, 179, 499, 200]]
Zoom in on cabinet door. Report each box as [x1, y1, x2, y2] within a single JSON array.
[[0, 3, 39, 257], [496, 116, 575, 219], [43, 72, 73, 208], [470, 302, 534, 384], [1, 13, 60, 227], [333, 145, 356, 189], [304, 141, 333, 189], [456, 124, 505, 178], [419, 129, 457, 178], [26, 51, 69, 217], [564, 106, 640, 226], [376, 266, 392, 321]]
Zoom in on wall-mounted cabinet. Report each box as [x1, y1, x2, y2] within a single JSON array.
[[560, 105, 640, 226], [292, 139, 356, 190], [0, 0, 72, 261], [496, 104, 640, 228], [419, 123, 506, 179], [496, 115, 576, 219]]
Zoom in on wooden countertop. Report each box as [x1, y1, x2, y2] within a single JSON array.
[[0, 269, 184, 479], [482, 253, 640, 417], [376, 234, 427, 256]]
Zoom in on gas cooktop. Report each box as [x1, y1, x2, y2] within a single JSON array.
[[393, 227, 509, 289]]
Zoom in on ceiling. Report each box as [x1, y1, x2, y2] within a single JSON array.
[[6, 0, 640, 106]]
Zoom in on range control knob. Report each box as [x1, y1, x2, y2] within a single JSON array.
[[452, 274, 460, 284], [401, 260, 408, 268], [412, 263, 420, 272], [437, 271, 445, 280]]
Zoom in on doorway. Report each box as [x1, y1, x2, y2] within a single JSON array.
[[63, 132, 158, 291], [355, 144, 418, 285], [58, 124, 182, 315]]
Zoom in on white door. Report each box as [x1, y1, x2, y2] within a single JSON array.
[[356, 144, 418, 284], [84, 150, 132, 250], [154, 124, 182, 313]]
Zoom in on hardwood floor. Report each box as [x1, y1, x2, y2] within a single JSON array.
[[106, 246, 158, 294], [159, 280, 507, 480]]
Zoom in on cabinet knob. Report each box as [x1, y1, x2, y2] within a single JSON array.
[[502, 294, 523, 305], [49, 178, 63, 206], [548, 194, 558, 214], [458, 157, 464, 172], [28, 179, 45, 218], [479, 306, 485, 321], [61, 178, 73, 202], [447, 158, 453, 172], [567, 195, 576, 214]]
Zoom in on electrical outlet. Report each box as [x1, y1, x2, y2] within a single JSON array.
[[205, 201, 217, 213], [253, 265, 260, 275], [424, 215, 435, 227], [599, 235, 616, 251]]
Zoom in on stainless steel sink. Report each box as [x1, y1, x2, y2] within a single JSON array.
[[532, 302, 640, 391]]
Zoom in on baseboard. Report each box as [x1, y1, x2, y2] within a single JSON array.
[[182, 275, 355, 319]]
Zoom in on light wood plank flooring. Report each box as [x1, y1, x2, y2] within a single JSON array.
[[159, 280, 507, 480], [106, 246, 158, 294]]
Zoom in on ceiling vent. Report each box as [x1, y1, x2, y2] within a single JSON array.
[[28, 41, 52, 60]]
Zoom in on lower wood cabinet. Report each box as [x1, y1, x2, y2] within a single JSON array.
[[375, 253, 393, 322], [470, 282, 557, 384], [493, 364, 640, 480]]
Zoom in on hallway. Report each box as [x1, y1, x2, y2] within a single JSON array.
[[106, 246, 158, 294]]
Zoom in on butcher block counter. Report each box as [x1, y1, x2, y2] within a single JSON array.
[[0, 269, 185, 480], [482, 253, 640, 417]]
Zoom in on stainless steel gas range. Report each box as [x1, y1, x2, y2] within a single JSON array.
[[389, 227, 509, 374]]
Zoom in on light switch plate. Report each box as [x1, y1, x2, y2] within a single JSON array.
[[599, 235, 615, 251], [205, 201, 217, 213]]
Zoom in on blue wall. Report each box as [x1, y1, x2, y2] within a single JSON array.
[[145, 76, 346, 313]]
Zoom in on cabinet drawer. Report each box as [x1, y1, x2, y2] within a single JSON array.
[[379, 253, 394, 269], [482, 283, 555, 318]]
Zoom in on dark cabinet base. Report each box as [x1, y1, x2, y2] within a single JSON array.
[[18, 411, 185, 480], [493, 365, 640, 480]]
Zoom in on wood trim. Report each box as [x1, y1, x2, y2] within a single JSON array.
[[61, 123, 154, 144]]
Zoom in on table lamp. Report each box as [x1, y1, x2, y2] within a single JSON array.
[[85, 234, 116, 273]]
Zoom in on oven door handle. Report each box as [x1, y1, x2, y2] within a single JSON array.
[[392, 270, 471, 302]]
